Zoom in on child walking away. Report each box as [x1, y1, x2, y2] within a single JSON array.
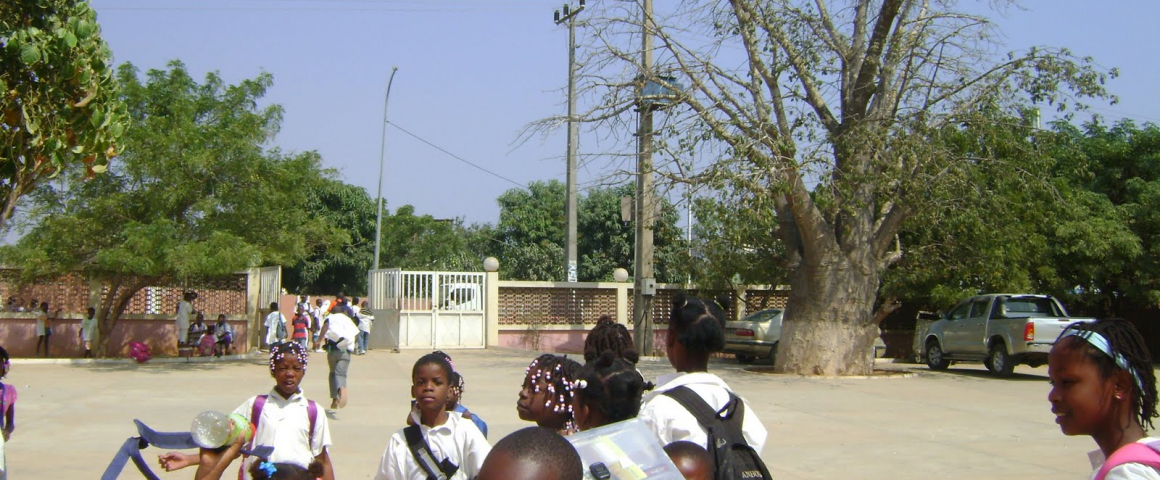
[[639, 293, 770, 480], [264, 302, 287, 350], [1049, 318, 1160, 480], [0, 346, 16, 480], [570, 350, 651, 431], [477, 427, 583, 480], [375, 352, 491, 480], [80, 307, 97, 358], [518, 354, 582, 434], [158, 342, 334, 480], [34, 302, 51, 357], [291, 307, 311, 351]]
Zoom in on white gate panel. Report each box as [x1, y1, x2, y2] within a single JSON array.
[[403, 312, 435, 348], [367, 269, 486, 349]]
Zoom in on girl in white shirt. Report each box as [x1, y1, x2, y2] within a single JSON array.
[[638, 293, 768, 453], [1048, 319, 1160, 480], [375, 352, 491, 480], [570, 350, 651, 431]]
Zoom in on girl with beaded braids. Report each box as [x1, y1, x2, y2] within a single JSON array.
[[517, 354, 583, 434], [570, 350, 652, 431], [1049, 318, 1160, 480], [158, 342, 334, 480], [638, 293, 768, 454]]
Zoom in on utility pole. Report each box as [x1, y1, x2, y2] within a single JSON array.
[[555, 1, 584, 283], [373, 67, 399, 271], [633, 0, 656, 355]]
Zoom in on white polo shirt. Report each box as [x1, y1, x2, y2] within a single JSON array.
[[232, 389, 332, 480], [373, 411, 491, 480], [638, 371, 768, 453]]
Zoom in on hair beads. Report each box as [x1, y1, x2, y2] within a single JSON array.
[[526, 354, 582, 429], [269, 342, 309, 372]]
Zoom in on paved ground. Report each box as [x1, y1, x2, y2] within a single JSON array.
[[5, 349, 1099, 479]]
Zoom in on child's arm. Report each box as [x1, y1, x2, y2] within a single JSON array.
[[192, 438, 244, 480], [158, 451, 198, 471], [3, 402, 14, 441], [315, 448, 335, 480]]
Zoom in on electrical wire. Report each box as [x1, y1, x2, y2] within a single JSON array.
[[387, 121, 527, 189]]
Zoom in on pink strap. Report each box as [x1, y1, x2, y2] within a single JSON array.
[[239, 395, 268, 480], [1095, 443, 1160, 480]]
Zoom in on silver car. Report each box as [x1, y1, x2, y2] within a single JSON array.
[[723, 309, 783, 364], [723, 309, 888, 364]]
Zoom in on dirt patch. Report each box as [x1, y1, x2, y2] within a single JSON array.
[[742, 366, 916, 379]]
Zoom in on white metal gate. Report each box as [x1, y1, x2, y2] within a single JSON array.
[[368, 269, 486, 349]]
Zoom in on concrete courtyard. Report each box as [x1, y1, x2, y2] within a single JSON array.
[[6, 349, 1098, 479]]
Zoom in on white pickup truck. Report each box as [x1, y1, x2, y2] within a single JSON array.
[[921, 294, 1094, 377]]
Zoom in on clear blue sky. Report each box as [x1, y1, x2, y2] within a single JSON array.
[[88, 0, 1160, 225]]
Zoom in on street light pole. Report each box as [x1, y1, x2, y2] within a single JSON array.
[[373, 67, 399, 271], [555, 1, 584, 283], [633, 0, 656, 355]]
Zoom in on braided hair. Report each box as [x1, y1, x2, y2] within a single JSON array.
[[584, 316, 639, 365], [1058, 318, 1158, 430], [268, 341, 308, 372], [248, 459, 324, 480], [413, 350, 455, 379], [573, 350, 653, 426], [524, 354, 582, 426], [0, 345, 9, 378], [669, 293, 727, 355]]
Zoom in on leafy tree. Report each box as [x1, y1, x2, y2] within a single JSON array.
[[558, 0, 1114, 374], [689, 193, 787, 289], [487, 180, 687, 282], [0, 0, 125, 230], [284, 178, 375, 296], [379, 204, 478, 272], [0, 61, 342, 356]]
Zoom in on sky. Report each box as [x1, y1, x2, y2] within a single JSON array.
[[85, 0, 1160, 226]]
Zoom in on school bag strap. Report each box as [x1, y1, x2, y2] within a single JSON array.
[[0, 382, 6, 430], [663, 385, 773, 480], [1094, 441, 1160, 480], [403, 423, 459, 480], [663, 385, 744, 438]]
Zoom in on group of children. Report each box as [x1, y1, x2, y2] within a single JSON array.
[[185, 312, 235, 357], [5, 293, 1160, 479]]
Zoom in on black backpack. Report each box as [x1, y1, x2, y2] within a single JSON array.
[[663, 386, 773, 480]]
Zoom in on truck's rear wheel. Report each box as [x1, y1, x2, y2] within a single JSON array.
[[989, 343, 1016, 378], [926, 340, 950, 370]]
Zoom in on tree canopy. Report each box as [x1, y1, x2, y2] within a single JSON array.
[[0, 0, 125, 230], [1, 61, 342, 356]]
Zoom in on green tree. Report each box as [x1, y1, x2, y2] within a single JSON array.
[[561, 0, 1113, 374], [0, 0, 126, 230], [0, 61, 341, 356], [284, 178, 375, 296], [379, 204, 477, 272]]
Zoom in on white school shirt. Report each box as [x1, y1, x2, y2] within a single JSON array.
[[35, 311, 48, 336], [175, 300, 193, 343], [1090, 437, 1160, 480], [373, 411, 491, 480], [232, 389, 332, 480], [80, 315, 97, 342], [638, 371, 768, 454], [264, 311, 286, 344]]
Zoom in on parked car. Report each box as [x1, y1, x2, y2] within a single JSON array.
[[723, 309, 783, 364], [724, 308, 888, 364], [920, 294, 1094, 377]]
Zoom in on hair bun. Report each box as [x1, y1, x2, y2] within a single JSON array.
[[672, 292, 687, 309], [596, 349, 617, 368]]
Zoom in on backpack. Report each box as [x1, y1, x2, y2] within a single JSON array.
[[239, 394, 319, 480], [404, 423, 459, 480], [663, 386, 772, 480], [1094, 441, 1160, 480]]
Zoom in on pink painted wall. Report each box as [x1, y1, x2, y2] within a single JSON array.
[[0, 314, 250, 358], [498, 327, 671, 356]]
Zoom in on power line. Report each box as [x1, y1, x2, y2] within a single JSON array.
[[97, 0, 542, 13], [387, 121, 527, 189]]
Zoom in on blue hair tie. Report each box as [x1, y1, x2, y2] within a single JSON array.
[[258, 461, 277, 476], [1061, 329, 1144, 392]]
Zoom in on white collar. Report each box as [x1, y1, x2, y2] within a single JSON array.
[[265, 387, 305, 404], [408, 409, 455, 434], [643, 371, 730, 401]]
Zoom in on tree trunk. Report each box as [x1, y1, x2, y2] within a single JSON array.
[[92, 275, 153, 358], [775, 249, 880, 376]]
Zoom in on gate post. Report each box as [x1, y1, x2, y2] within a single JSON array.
[[484, 258, 500, 347], [246, 267, 261, 350]]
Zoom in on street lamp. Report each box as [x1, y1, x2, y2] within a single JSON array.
[[373, 67, 399, 271]]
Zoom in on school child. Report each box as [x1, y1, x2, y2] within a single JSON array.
[[158, 342, 334, 480], [583, 315, 639, 364], [374, 351, 491, 480], [1049, 318, 1160, 480], [664, 441, 713, 480], [79, 307, 98, 358], [264, 302, 287, 350], [291, 307, 311, 351], [570, 350, 651, 431], [517, 354, 582, 434], [199, 325, 218, 357], [448, 370, 488, 438], [476, 427, 582, 480], [215, 314, 234, 357], [34, 301, 51, 357], [188, 312, 209, 347], [356, 300, 373, 355], [0, 346, 15, 480], [638, 294, 768, 453]]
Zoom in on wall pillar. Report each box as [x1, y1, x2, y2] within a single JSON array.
[[616, 283, 629, 325], [485, 270, 499, 347], [246, 267, 261, 349]]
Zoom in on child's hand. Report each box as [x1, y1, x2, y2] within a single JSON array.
[[158, 451, 195, 471], [2, 428, 11, 442]]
